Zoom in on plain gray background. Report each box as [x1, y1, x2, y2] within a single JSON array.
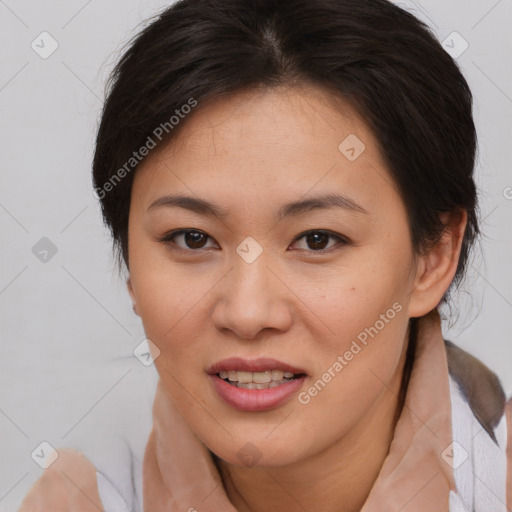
[[1, 0, 511, 510]]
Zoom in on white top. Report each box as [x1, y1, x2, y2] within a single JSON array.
[[96, 471, 133, 512], [70, 364, 156, 512]]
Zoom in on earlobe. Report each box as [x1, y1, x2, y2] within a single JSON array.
[[407, 210, 467, 318], [127, 277, 140, 317]]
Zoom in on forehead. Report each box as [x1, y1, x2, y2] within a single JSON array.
[[153, 84, 373, 162], [133, 84, 399, 212]]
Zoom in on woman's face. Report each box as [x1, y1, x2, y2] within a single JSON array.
[[127, 84, 421, 467]]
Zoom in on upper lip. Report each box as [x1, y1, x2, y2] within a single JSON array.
[[207, 357, 307, 375]]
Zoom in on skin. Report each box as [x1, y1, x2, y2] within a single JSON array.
[[127, 83, 466, 512]]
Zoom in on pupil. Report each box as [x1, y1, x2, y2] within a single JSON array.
[[185, 231, 206, 249], [307, 232, 328, 250]]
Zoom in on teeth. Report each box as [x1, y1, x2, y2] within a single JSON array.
[[271, 370, 284, 381], [236, 378, 293, 389], [237, 371, 253, 383], [253, 371, 272, 384], [217, 369, 299, 384]]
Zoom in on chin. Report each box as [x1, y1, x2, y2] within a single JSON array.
[[205, 433, 308, 469]]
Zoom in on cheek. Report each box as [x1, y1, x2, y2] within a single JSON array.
[[302, 277, 409, 406], [303, 248, 413, 350], [128, 236, 215, 340], [291, 306, 409, 454], [135, 278, 211, 363], [298, 246, 412, 412]]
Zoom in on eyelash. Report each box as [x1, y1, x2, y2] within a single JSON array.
[[157, 229, 349, 254]]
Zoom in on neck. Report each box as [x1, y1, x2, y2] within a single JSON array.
[[215, 335, 412, 512]]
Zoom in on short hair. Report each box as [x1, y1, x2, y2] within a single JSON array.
[[92, 0, 478, 305]]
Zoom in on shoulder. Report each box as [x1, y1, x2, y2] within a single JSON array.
[[444, 339, 507, 442], [445, 340, 511, 511], [17, 448, 104, 512], [95, 470, 133, 512]]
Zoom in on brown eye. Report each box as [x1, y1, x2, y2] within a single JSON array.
[[183, 231, 208, 249], [305, 232, 329, 250], [159, 229, 217, 251], [291, 230, 348, 252]]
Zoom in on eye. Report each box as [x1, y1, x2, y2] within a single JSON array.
[[158, 229, 218, 251], [158, 228, 348, 253], [289, 230, 348, 252]]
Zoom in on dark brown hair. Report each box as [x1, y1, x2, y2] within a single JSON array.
[[92, 0, 479, 304]]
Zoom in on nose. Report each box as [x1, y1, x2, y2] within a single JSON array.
[[211, 252, 293, 340]]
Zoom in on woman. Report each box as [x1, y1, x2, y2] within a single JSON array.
[[18, 0, 511, 510]]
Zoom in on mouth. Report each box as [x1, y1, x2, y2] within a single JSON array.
[[207, 357, 308, 411]]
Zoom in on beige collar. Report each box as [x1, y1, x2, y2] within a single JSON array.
[[361, 308, 455, 510]]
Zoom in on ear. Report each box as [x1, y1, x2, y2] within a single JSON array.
[[407, 209, 467, 318], [127, 277, 140, 317]]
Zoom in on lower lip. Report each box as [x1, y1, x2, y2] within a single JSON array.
[[209, 374, 307, 412]]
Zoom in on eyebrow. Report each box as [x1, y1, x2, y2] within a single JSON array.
[[147, 192, 368, 220]]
